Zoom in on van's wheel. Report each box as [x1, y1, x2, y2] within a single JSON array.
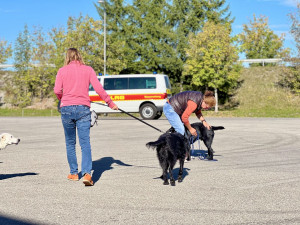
[[154, 111, 162, 120], [139, 103, 157, 120]]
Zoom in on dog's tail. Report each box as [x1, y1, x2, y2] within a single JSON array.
[[146, 139, 165, 149], [211, 126, 225, 131]]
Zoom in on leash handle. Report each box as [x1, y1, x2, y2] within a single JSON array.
[[91, 101, 164, 133]]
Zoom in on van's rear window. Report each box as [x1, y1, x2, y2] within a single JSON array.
[[164, 76, 171, 89]]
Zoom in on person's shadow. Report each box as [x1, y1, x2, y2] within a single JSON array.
[[0, 172, 38, 181], [91, 157, 132, 184]]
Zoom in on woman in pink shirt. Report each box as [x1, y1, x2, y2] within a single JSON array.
[[54, 48, 118, 186]]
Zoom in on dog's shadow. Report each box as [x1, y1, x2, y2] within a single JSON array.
[[90, 157, 132, 184], [190, 149, 220, 161], [154, 167, 190, 181], [0, 172, 38, 181]]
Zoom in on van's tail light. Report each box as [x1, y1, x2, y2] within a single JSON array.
[[162, 93, 172, 99], [166, 89, 172, 98]]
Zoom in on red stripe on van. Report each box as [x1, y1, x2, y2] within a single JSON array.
[[90, 93, 167, 102]]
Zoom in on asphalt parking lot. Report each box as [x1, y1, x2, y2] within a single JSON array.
[[0, 116, 300, 225]]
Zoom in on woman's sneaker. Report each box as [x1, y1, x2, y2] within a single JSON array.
[[83, 173, 94, 186], [67, 174, 79, 181]]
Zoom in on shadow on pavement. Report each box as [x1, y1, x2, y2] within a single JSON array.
[[153, 167, 190, 181], [92, 157, 132, 184], [0, 213, 41, 225], [190, 149, 220, 161], [0, 172, 38, 181]]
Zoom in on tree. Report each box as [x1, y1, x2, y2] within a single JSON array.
[[7, 24, 33, 107], [278, 2, 300, 94], [50, 14, 126, 75], [30, 26, 56, 100], [0, 39, 12, 65], [184, 21, 241, 111], [5, 25, 56, 107], [238, 14, 290, 65], [122, 0, 180, 76], [95, 0, 132, 74], [98, 0, 233, 93], [289, 2, 300, 57], [167, 0, 233, 92]]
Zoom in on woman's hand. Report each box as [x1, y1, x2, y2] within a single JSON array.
[[203, 120, 211, 130], [189, 127, 197, 136], [112, 105, 119, 110]]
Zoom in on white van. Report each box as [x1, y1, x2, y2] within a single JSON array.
[[89, 74, 172, 119]]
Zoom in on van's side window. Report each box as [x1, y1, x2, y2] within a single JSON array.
[[129, 77, 156, 89], [104, 78, 128, 90], [89, 84, 94, 91], [90, 77, 158, 91], [89, 78, 101, 91]]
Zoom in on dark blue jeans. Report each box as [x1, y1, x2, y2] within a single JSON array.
[[61, 105, 92, 175]]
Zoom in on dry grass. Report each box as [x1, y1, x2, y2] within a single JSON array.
[[210, 66, 300, 117]]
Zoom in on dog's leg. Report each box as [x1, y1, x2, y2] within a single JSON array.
[[203, 139, 214, 160], [178, 159, 184, 183], [169, 162, 176, 186], [169, 168, 175, 186], [162, 162, 169, 185], [207, 148, 214, 160]]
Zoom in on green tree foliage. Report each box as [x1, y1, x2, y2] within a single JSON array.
[[50, 14, 126, 75], [289, 2, 300, 57], [4, 25, 55, 107], [168, 0, 232, 60], [97, 0, 233, 93], [5, 24, 33, 107], [184, 21, 241, 110], [95, 0, 131, 74], [238, 14, 290, 65], [30, 26, 56, 100], [167, 0, 233, 92], [0, 39, 12, 65], [278, 3, 300, 94], [121, 0, 180, 76]]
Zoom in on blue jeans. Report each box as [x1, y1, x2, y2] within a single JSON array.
[[61, 105, 92, 175], [163, 103, 185, 135]]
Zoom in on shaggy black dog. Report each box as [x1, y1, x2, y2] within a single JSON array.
[[146, 132, 190, 186], [182, 122, 224, 160]]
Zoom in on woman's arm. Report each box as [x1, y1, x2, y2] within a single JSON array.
[[196, 111, 211, 130]]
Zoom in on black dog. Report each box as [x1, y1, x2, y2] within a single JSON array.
[[183, 123, 224, 160], [146, 133, 190, 186]]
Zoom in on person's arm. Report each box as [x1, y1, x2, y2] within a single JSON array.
[[182, 100, 197, 136], [53, 69, 63, 100], [196, 110, 211, 129], [90, 69, 118, 110]]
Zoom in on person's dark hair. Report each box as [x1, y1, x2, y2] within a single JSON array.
[[203, 90, 216, 107]]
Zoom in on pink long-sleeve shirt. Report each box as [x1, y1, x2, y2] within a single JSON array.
[[54, 61, 116, 108]]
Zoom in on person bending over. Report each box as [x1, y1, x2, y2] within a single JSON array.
[[163, 90, 216, 137]]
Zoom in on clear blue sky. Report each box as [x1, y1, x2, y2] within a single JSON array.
[[0, 0, 299, 62]]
